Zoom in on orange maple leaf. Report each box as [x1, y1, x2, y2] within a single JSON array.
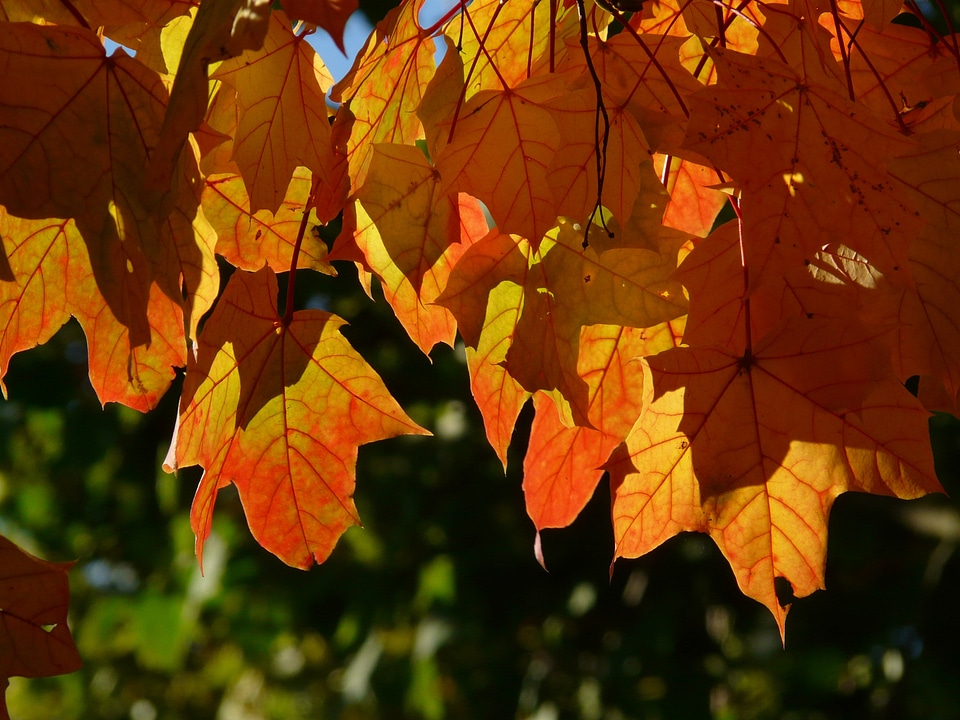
[[332, 0, 437, 184], [354, 144, 488, 354], [0, 22, 217, 372], [683, 47, 921, 286], [435, 230, 531, 466], [889, 130, 960, 408], [0, 210, 187, 410], [436, 74, 566, 245], [0, 534, 82, 718], [610, 316, 941, 635], [166, 267, 429, 570], [202, 166, 336, 274], [212, 10, 338, 214], [524, 321, 683, 561]]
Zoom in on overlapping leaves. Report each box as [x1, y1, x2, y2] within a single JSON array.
[[0, 0, 958, 691]]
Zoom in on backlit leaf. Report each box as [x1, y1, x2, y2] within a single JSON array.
[[355, 144, 487, 354], [525, 321, 684, 549], [202, 166, 335, 274], [611, 317, 941, 636], [436, 74, 565, 245], [0, 211, 186, 410], [889, 130, 960, 408], [166, 268, 428, 569], [212, 10, 337, 213], [438, 230, 531, 466], [332, 0, 437, 184], [683, 47, 920, 285]]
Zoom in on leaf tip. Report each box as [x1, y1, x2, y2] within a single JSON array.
[[161, 412, 181, 474], [534, 531, 547, 572]]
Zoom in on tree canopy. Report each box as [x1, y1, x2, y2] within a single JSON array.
[[1, 0, 960, 714]]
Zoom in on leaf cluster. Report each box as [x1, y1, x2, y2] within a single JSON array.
[[1, 0, 959, 696]]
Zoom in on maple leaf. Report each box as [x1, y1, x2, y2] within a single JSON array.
[[436, 230, 531, 466], [211, 10, 338, 214], [436, 74, 566, 245], [0, 209, 187, 410], [525, 320, 683, 566], [683, 47, 922, 287], [281, 0, 359, 54], [610, 316, 942, 635], [0, 21, 220, 371], [202, 166, 335, 274], [165, 267, 429, 569], [0, 23, 165, 255], [353, 144, 489, 354], [888, 130, 960, 409], [0, 534, 82, 718], [331, 0, 437, 184], [676, 220, 899, 357]]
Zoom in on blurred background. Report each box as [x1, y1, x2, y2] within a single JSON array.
[[4, 1, 960, 717]]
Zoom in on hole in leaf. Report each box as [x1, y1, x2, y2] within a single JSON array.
[[905, 375, 920, 397], [40, 623, 58, 632], [774, 576, 796, 608]]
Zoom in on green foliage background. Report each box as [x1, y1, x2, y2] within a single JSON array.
[[4, 2, 960, 718]]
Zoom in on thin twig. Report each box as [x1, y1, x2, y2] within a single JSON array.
[[577, 0, 612, 245]]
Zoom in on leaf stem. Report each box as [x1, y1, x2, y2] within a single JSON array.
[[714, 1, 727, 48], [731, 197, 752, 359], [283, 179, 319, 326], [549, 0, 558, 73], [577, 0, 611, 240], [828, 0, 856, 101], [660, 153, 673, 187], [421, 1, 471, 37], [528, 0, 538, 79], [59, 0, 91, 30]]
